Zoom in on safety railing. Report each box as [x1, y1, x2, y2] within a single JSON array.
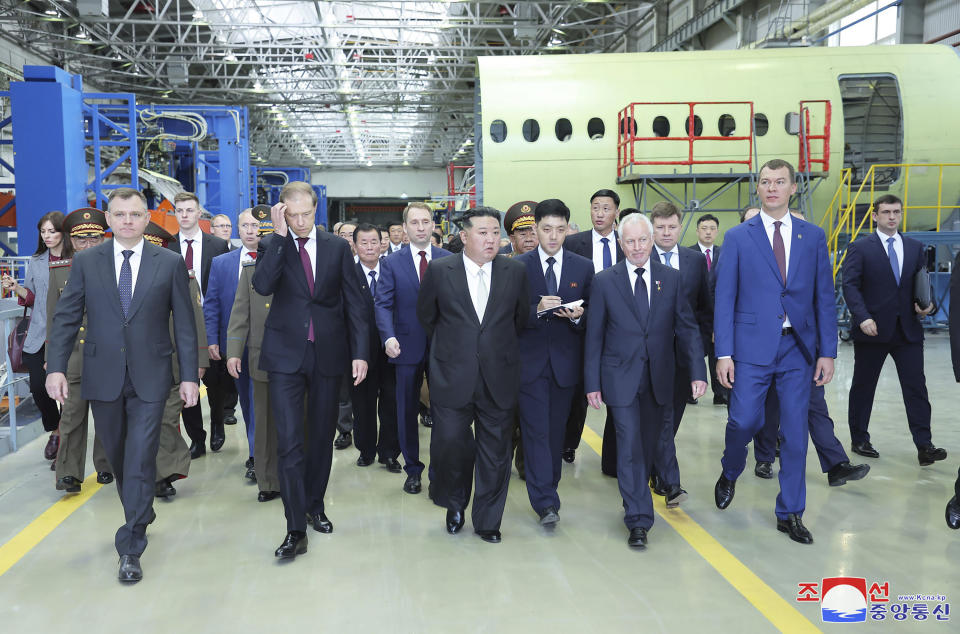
[[616, 101, 754, 179], [798, 100, 831, 173]]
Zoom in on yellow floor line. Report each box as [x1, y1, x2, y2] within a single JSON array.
[[0, 472, 104, 577], [580, 425, 819, 633]]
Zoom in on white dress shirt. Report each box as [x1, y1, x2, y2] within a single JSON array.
[[360, 260, 381, 296], [655, 245, 681, 270], [759, 209, 793, 327], [538, 246, 563, 282], [390, 242, 403, 253], [876, 229, 903, 280], [113, 238, 145, 293], [293, 225, 317, 276], [626, 261, 652, 305], [177, 228, 203, 275], [238, 247, 256, 278], [411, 244, 433, 281], [591, 228, 616, 274], [463, 254, 492, 322]]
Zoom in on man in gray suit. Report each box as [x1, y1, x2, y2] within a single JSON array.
[[46, 187, 199, 584]]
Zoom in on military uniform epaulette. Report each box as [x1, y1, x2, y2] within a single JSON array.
[[50, 259, 73, 268], [242, 260, 257, 267], [188, 269, 196, 279]]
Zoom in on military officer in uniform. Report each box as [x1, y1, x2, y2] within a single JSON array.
[[226, 206, 281, 502], [48, 208, 113, 493]]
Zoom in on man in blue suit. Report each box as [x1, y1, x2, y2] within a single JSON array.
[[375, 202, 452, 495], [516, 199, 593, 527], [714, 159, 837, 545], [205, 207, 264, 477]]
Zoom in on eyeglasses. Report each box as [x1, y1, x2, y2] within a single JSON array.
[[211, 223, 232, 229]]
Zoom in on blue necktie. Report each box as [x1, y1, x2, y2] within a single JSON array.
[[545, 256, 558, 296], [368, 270, 377, 297], [887, 237, 900, 285], [662, 251, 673, 267], [634, 267, 648, 325], [119, 250, 133, 318], [600, 237, 612, 270]]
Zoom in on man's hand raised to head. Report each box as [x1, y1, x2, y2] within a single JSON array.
[[271, 202, 288, 237]]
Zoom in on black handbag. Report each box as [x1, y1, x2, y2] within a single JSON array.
[[7, 306, 31, 373], [913, 267, 933, 312]]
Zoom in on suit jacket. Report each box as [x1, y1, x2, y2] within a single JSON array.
[[516, 249, 594, 388], [416, 254, 530, 409], [374, 244, 452, 365], [702, 243, 721, 291], [204, 248, 243, 350], [226, 262, 271, 382], [47, 239, 199, 402], [564, 229, 625, 266], [950, 251, 960, 382], [252, 229, 368, 375], [584, 259, 705, 408], [842, 232, 926, 344], [167, 231, 230, 295], [714, 215, 837, 366], [354, 261, 389, 371], [664, 246, 714, 351]]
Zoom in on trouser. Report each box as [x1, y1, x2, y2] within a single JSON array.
[[395, 362, 427, 477], [337, 373, 355, 434], [429, 377, 513, 532], [721, 333, 812, 519], [202, 358, 229, 431], [351, 360, 400, 462], [55, 378, 110, 481], [607, 384, 661, 531], [268, 343, 340, 533], [517, 368, 572, 513], [848, 321, 932, 448], [649, 365, 693, 487], [23, 345, 60, 432], [562, 384, 588, 452], [182, 402, 205, 446], [253, 379, 280, 493], [90, 371, 165, 557], [235, 348, 255, 458], [156, 384, 192, 483]]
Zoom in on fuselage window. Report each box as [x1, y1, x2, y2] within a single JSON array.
[[588, 117, 605, 140], [555, 118, 572, 142], [522, 119, 540, 142], [652, 116, 670, 138], [490, 119, 507, 143]]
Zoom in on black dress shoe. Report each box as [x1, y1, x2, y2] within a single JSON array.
[[715, 475, 735, 510], [754, 461, 774, 479], [665, 487, 688, 508], [43, 433, 60, 461], [380, 457, 402, 473], [420, 413, 433, 428], [224, 415, 238, 426], [712, 394, 728, 406], [446, 509, 465, 534], [333, 431, 352, 450], [403, 474, 422, 494], [154, 479, 176, 498], [258, 490, 280, 502], [686, 396, 698, 405], [245, 456, 254, 469], [917, 445, 947, 466], [946, 496, 960, 530], [627, 527, 648, 549], [476, 530, 502, 543], [189, 441, 206, 459], [537, 507, 560, 527], [118, 554, 142, 582], [274, 531, 307, 559], [649, 475, 668, 496], [827, 461, 870, 487], [561, 448, 575, 464], [777, 514, 814, 544], [306, 512, 333, 533], [356, 455, 374, 467], [96, 472, 114, 485], [210, 425, 225, 452], [50, 460, 56, 471], [56, 476, 81, 493], [851, 442, 879, 458]]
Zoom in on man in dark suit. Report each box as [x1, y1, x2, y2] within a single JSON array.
[[416, 207, 529, 543], [375, 202, 451, 494], [714, 159, 836, 545], [516, 199, 593, 527], [168, 192, 231, 457], [646, 201, 712, 505], [585, 212, 706, 549], [842, 194, 945, 465], [350, 223, 400, 472], [693, 213, 728, 405], [253, 181, 368, 559], [950, 251, 960, 529], [562, 188, 624, 471], [46, 187, 199, 582]]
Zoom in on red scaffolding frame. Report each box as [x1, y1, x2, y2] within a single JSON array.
[[798, 99, 831, 173]]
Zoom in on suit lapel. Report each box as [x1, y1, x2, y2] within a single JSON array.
[[613, 261, 643, 324], [126, 242, 159, 320], [99, 241, 123, 319], [527, 253, 547, 297], [451, 255, 480, 327], [786, 221, 805, 288], [898, 233, 914, 288], [647, 260, 666, 330], [746, 217, 784, 286], [400, 246, 421, 288], [871, 232, 902, 287], [479, 257, 504, 328], [284, 232, 311, 295]]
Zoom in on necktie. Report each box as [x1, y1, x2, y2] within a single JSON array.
[[296, 236, 315, 342], [418, 250, 428, 282], [475, 268, 489, 322], [119, 250, 133, 318], [887, 237, 900, 285], [772, 221, 787, 284], [247, 251, 257, 260], [545, 256, 558, 296], [634, 267, 648, 325], [600, 237, 612, 270], [705, 248, 712, 271], [662, 251, 673, 268], [184, 238, 194, 271], [368, 270, 377, 297]]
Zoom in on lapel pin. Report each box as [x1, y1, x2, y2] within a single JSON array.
[[797, 234, 802, 239], [570, 282, 578, 288], [655, 280, 662, 292]]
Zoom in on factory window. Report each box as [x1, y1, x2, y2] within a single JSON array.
[[587, 117, 605, 140], [652, 116, 670, 138], [718, 114, 736, 137], [754, 113, 769, 136], [684, 115, 703, 137], [490, 119, 507, 143], [619, 116, 637, 138], [555, 118, 572, 142], [522, 119, 540, 142], [839, 74, 902, 185]]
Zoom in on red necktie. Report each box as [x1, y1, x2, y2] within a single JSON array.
[[772, 221, 787, 284], [247, 251, 257, 260], [705, 248, 712, 271], [418, 250, 428, 282], [184, 238, 194, 271], [296, 237, 315, 342]]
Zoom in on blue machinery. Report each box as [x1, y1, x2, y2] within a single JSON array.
[[252, 166, 328, 228]]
